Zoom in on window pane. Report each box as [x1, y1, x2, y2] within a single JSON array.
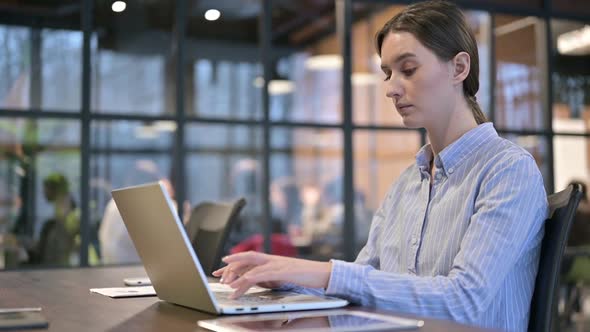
[[91, 120, 174, 265], [192, 60, 262, 120], [42, 29, 82, 110], [186, 1, 262, 120], [495, 15, 547, 130], [91, 2, 174, 114], [270, 128, 343, 260], [0, 118, 80, 269], [270, 2, 340, 123], [551, 19, 590, 134], [354, 130, 421, 254], [0, 27, 82, 111], [553, 134, 590, 193], [185, 123, 263, 258]]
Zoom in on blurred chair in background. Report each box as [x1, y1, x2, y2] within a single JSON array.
[[186, 198, 246, 275]]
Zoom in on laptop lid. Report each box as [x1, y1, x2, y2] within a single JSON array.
[[111, 182, 348, 315], [112, 182, 222, 314]]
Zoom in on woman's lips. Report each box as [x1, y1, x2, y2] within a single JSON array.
[[396, 104, 413, 115]]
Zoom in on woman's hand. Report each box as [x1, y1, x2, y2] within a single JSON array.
[[212, 251, 332, 299]]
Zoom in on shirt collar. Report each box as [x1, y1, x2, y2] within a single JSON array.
[[415, 123, 498, 178]]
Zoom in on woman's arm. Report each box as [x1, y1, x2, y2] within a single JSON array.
[[212, 182, 395, 298]]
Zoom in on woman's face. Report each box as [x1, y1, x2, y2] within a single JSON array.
[[380, 31, 455, 129]]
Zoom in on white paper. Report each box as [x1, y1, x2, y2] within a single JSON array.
[[90, 286, 156, 298], [90, 283, 267, 299]]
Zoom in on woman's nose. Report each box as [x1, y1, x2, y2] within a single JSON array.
[[385, 84, 402, 100], [385, 78, 403, 101]]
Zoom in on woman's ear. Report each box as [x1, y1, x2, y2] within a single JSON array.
[[452, 51, 470, 84]]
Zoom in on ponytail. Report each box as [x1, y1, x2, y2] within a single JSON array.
[[466, 95, 487, 125]]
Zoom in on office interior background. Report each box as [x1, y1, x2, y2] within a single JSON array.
[[0, 0, 589, 312]]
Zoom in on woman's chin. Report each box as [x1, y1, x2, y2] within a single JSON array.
[[401, 117, 422, 129]]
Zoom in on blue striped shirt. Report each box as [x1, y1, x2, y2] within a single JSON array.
[[290, 123, 548, 331]]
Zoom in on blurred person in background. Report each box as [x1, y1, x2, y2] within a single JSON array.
[[31, 173, 81, 265]]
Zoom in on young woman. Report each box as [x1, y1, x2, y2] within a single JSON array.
[[213, 1, 548, 331]]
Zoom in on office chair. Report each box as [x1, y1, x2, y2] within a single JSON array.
[[529, 183, 583, 332], [185, 198, 246, 275]]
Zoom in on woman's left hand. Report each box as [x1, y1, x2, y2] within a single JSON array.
[[212, 252, 332, 299]]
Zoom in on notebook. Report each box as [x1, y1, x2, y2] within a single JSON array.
[[111, 182, 348, 314]]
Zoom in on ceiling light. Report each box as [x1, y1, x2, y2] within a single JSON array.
[[558, 25, 590, 55], [269, 80, 295, 95], [205, 9, 221, 21], [305, 55, 342, 71], [252, 76, 295, 95], [111, 1, 126, 13], [152, 121, 177, 132]]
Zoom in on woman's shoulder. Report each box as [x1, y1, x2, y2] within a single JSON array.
[[484, 134, 537, 166], [474, 135, 544, 188]]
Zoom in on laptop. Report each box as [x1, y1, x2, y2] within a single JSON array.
[[111, 182, 348, 315]]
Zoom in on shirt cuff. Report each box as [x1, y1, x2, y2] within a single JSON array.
[[325, 259, 368, 304], [274, 282, 326, 297]]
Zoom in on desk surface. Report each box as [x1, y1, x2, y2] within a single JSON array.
[[0, 266, 497, 332]]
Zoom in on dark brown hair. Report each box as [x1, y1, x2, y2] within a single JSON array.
[[375, 0, 488, 124]]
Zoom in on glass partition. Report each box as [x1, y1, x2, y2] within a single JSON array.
[[0, 118, 80, 268], [91, 120, 174, 265], [0, 26, 82, 111], [185, 123, 263, 258], [494, 14, 547, 131], [270, 127, 343, 260]]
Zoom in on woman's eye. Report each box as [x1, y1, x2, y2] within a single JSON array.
[[383, 74, 391, 81], [402, 68, 417, 77]]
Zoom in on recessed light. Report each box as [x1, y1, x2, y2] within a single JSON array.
[[205, 9, 221, 21], [558, 25, 590, 55], [112, 1, 126, 13]]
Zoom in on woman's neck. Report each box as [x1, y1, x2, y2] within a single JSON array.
[[426, 99, 478, 158]]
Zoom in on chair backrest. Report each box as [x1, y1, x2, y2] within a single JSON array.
[[529, 184, 583, 332], [185, 198, 246, 275]]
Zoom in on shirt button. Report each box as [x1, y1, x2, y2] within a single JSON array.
[[448, 167, 454, 174], [411, 237, 418, 245], [435, 173, 442, 180]]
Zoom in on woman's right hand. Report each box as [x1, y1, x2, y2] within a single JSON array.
[[212, 251, 332, 299]]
